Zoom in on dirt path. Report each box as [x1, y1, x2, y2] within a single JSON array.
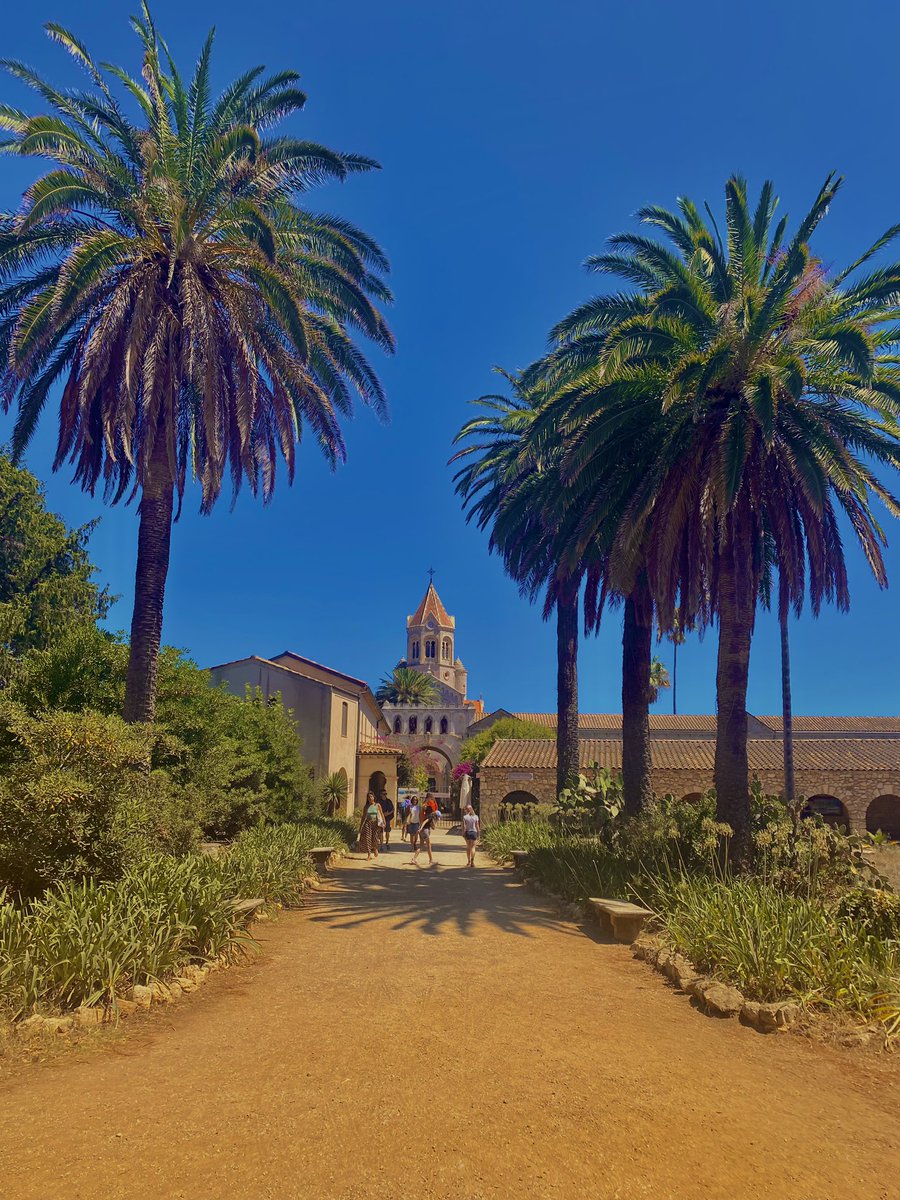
[[1, 831, 898, 1200]]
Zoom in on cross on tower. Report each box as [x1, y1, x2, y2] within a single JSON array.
[[427, 566, 435, 582]]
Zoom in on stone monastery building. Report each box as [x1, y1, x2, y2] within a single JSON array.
[[378, 580, 484, 795]]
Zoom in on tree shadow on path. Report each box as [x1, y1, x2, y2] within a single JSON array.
[[305, 834, 582, 940]]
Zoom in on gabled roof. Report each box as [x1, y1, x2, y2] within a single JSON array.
[[513, 712, 720, 732], [755, 715, 900, 734], [482, 737, 900, 773], [408, 582, 454, 629]]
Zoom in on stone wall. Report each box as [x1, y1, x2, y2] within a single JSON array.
[[479, 764, 900, 833]]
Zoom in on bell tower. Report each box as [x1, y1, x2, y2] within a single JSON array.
[[406, 575, 465, 696]]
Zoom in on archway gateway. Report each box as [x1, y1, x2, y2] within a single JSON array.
[[802, 794, 849, 829], [866, 795, 900, 841]]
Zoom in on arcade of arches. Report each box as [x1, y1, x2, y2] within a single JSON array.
[[478, 739, 900, 837]]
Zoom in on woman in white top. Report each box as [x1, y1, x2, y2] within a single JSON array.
[[462, 804, 480, 867], [406, 799, 421, 853]]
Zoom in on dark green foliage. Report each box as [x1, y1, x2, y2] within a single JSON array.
[[0, 454, 110, 687], [459, 717, 555, 767], [0, 703, 193, 897], [7, 626, 317, 840]]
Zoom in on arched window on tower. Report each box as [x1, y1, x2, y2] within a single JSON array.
[[408, 716, 418, 735], [442, 638, 451, 662], [424, 716, 433, 734], [393, 716, 401, 734], [411, 640, 420, 660], [425, 639, 436, 659], [440, 716, 449, 735]]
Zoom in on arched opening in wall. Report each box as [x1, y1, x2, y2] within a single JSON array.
[[866, 795, 900, 841], [424, 716, 433, 734], [408, 716, 417, 735], [802, 794, 849, 829], [368, 770, 387, 802], [680, 791, 704, 804], [440, 716, 449, 735], [442, 638, 451, 662], [499, 789, 540, 823], [393, 717, 401, 734]]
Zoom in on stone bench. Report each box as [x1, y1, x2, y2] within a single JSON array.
[[308, 846, 335, 872], [588, 898, 654, 943], [232, 898, 265, 921], [510, 850, 529, 871]]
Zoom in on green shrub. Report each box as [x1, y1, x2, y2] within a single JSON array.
[[835, 888, 900, 941], [0, 704, 166, 896], [645, 869, 900, 1014], [480, 819, 560, 861], [0, 822, 335, 1018]]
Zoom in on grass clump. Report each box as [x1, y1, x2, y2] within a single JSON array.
[[479, 819, 560, 861], [645, 869, 900, 1016], [0, 818, 351, 1020]]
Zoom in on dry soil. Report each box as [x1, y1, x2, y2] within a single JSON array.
[[0, 830, 898, 1199]]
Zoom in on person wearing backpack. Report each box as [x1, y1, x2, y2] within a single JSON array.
[[397, 796, 410, 840]]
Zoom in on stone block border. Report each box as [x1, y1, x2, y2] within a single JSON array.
[[631, 932, 803, 1031]]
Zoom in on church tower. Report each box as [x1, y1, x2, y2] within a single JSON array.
[[406, 580, 467, 696], [378, 578, 482, 798]]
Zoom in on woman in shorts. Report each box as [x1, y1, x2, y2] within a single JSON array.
[[413, 797, 435, 866], [462, 804, 480, 867]]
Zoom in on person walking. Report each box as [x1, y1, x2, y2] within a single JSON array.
[[358, 791, 384, 862], [462, 804, 480, 868], [406, 796, 421, 853], [398, 795, 410, 840], [379, 792, 395, 848], [413, 796, 436, 867]]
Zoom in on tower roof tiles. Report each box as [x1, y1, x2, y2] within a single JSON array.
[[408, 581, 454, 629]]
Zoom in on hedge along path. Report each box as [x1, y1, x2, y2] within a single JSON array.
[[0, 831, 898, 1200]]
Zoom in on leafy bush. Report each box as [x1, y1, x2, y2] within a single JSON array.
[[459, 717, 555, 767], [835, 888, 900, 941], [555, 764, 624, 833], [0, 703, 189, 897]]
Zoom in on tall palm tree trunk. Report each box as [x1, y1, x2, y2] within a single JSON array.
[[672, 639, 678, 715], [556, 581, 580, 796], [622, 577, 653, 816], [123, 437, 174, 724], [713, 517, 754, 860], [779, 598, 795, 805]]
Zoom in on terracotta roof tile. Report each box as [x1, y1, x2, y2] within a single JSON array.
[[408, 582, 454, 629], [482, 737, 900, 773], [513, 713, 719, 732], [755, 715, 900, 734], [358, 742, 405, 755]]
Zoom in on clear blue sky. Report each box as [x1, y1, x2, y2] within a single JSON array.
[[3, 0, 899, 716]]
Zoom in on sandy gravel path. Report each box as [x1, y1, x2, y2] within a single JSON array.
[[1, 830, 898, 1199]]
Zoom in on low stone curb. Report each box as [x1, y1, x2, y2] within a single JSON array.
[[631, 933, 801, 1031]]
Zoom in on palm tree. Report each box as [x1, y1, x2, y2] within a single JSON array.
[[533, 364, 695, 817], [662, 617, 688, 715], [321, 770, 348, 818], [649, 656, 671, 705], [376, 666, 439, 706], [452, 371, 583, 795], [547, 175, 900, 857], [0, 12, 393, 723]]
